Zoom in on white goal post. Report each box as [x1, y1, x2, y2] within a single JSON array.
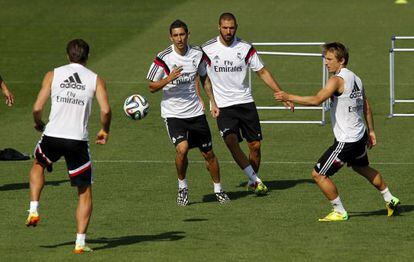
[[249, 42, 329, 124], [389, 36, 414, 117]]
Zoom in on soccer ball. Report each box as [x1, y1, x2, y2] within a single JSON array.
[[123, 94, 149, 120]]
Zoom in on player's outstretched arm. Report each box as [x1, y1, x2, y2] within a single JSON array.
[[256, 67, 294, 111], [95, 76, 111, 145], [275, 76, 341, 106], [1, 78, 14, 107], [148, 66, 183, 93], [33, 71, 53, 132], [200, 74, 219, 118]]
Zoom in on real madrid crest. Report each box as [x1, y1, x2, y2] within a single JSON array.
[[237, 52, 242, 60]]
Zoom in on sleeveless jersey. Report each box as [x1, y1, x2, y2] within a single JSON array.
[[330, 68, 366, 142], [201, 36, 264, 108], [44, 63, 97, 141], [147, 44, 205, 119]]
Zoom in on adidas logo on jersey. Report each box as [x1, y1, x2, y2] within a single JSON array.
[[60, 73, 86, 90], [213, 55, 220, 63], [349, 81, 362, 99]]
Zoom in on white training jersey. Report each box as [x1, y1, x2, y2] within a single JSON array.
[[201, 36, 264, 108], [44, 63, 97, 141], [147, 44, 205, 119], [330, 68, 366, 142]]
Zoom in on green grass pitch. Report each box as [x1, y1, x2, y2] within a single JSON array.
[[1, 0, 413, 261]]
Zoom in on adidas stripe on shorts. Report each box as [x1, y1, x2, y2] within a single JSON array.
[[34, 135, 93, 186], [314, 132, 369, 176]]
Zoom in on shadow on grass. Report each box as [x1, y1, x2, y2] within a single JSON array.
[[202, 179, 315, 202], [349, 204, 413, 217], [261, 179, 315, 191], [40, 231, 185, 251], [0, 179, 69, 191], [183, 218, 208, 222]]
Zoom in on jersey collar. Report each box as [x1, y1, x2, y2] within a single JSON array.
[[69, 63, 85, 67], [217, 36, 238, 48], [172, 44, 190, 56]]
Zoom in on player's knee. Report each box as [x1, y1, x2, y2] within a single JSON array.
[[176, 149, 188, 159], [248, 140, 261, 153], [175, 146, 188, 158], [202, 150, 216, 162]]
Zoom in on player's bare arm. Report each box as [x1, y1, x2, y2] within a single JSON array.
[[148, 66, 183, 93], [1, 80, 14, 106], [363, 92, 376, 148], [256, 67, 294, 111], [194, 74, 205, 111], [275, 76, 343, 106], [200, 74, 220, 118], [95, 76, 112, 145], [33, 71, 53, 132]]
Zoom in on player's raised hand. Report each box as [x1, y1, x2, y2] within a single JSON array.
[[168, 65, 183, 82], [96, 129, 109, 145]]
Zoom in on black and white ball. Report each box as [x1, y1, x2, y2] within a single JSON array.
[[123, 94, 149, 120]]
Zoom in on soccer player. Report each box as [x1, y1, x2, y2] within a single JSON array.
[[26, 39, 112, 253], [275, 42, 400, 221], [147, 20, 230, 206], [0, 75, 14, 106], [201, 13, 293, 195]]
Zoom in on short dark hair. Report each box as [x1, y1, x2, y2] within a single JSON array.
[[169, 19, 188, 35], [66, 39, 89, 63], [322, 42, 349, 65], [219, 12, 237, 25]]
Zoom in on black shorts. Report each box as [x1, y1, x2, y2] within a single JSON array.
[[314, 132, 369, 177], [165, 115, 213, 152], [34, 135, 92, 187], [216, 102, 262, 142]]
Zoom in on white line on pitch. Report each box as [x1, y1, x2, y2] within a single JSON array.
[[92, 160, 414, 165]]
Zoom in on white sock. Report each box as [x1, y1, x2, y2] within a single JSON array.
[[178, 178, 188, 189], [29, 201, 39, 213], [243, 165, 258, 183], [330, 196, 346, 214], [76, 233, 86, 246], [380, 187, 393, 202], [213, 183, 222, 193]]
